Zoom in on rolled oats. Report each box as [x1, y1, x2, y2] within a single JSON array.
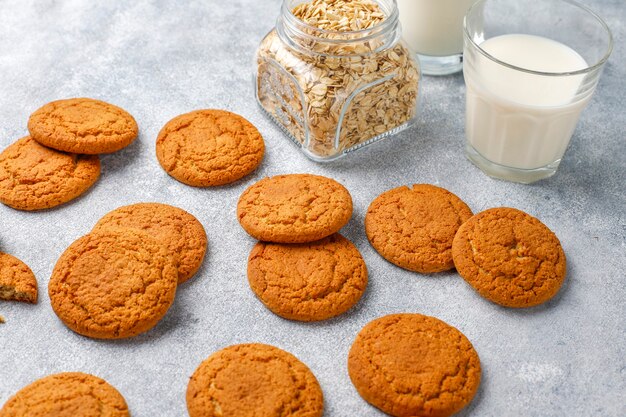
[[256, 0, 420, 159]]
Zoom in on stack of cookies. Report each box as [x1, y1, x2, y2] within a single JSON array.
[[365, 184, 567, 308], [48, 202, 207, 339], [0, 98, 138, 211], [237, 174, 368, 321]]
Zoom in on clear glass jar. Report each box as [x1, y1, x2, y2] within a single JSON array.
[[255, 0, 420, 161]]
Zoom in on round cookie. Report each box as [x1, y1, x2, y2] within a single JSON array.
[[237, 174, 353, 243], [0, 137, 100, 211], [0, 372, 129, 417], [156, 109, 265, 187], [365, 184, 473, 273], [28, 98, 138, 154], [48, 229, 178, 339], [348, 314, 481, 417], [248, 233, 367, 321], [452, 207, 566, 308], [93, 203, 207, 283], [187, 343, 324, 417], [0, 252, 38, 304]]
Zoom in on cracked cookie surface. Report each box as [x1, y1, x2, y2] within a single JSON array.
[[348, 314, 481, 417], [156, 109, 264, 187], [0, 136, 100, 211], [365, 184, 473, 273], [247, 233, 367, 321], [0, 372, 129, 417], [28, 98, 138, 154], [0, 252, 37, 304], [237, 174, 353, 243], [48, 229, 178, 339], [93, 203, 207, 283], [187, 343, 324, 417], [452, 207, 566, 308]]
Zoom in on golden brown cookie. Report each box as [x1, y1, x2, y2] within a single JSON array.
[[92, 203, 207, 283], [187, 343, 324, 417], [48, 229, 178, 339], [365, 184, 473, 273], [0, 253, 37, 304], [28, 98, 138, 154], [0, 372, 129, 417], [237, 174, 353, 243], [0, 137, 100, 211], [452, 207, 566, 308], [348, 314, 481, 417], [248, 233, 367, 321], [156, 109, 265, 187]]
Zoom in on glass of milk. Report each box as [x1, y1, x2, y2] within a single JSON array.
[[463, 0, 613, 183], [397, 0, 476, 75]]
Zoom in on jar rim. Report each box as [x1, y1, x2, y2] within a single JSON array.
[[281, 0, 399, 38]]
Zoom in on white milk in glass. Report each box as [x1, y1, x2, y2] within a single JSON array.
[[464, 34, 589, 170], [397, 0, 476, 56]]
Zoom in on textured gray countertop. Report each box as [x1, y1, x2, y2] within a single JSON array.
[[0, 1, 624, 416]]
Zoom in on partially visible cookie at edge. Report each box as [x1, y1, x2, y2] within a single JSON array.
[[156, 109, 265, 187], [0, 252, 38, 303], [248, 233, 367, 321], [452, 207, 566, 308], [28, 98, 138, 154], [187, 343, 324, 417], [0, 372, 129, 417], [237, 174, 353, 243], [48, 229, 178, 339], [0, 136, 100, 211], [92, 203, 207, 283], [348, 313, 481, 417], [365, 184, 473, 273]]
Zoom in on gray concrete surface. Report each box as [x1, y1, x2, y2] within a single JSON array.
[[0, 0, 624, 416]]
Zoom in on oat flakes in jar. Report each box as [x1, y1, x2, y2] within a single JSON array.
[[255, 0, 420, 161]]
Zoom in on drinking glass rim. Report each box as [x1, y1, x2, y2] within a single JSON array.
[[463, 0, 614, 76]]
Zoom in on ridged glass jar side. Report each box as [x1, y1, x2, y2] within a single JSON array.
[[255, 0, 420, 161]]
